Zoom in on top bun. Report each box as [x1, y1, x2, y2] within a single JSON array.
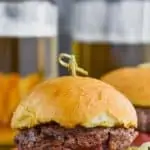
[[11, 76, 137, 129], [101, 67, 150, 107]]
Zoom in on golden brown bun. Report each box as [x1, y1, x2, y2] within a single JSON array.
[[101, 67, 150, 107], [11, 76, 137, 129]]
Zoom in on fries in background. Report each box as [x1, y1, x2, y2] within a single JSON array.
[[0, 73, 8, 125], [3, 73, 20, 125], [0, 73, 42, 127], [19, 73, 41, 100]]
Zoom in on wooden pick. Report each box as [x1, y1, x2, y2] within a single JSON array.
[[58, 53, 88, 76]]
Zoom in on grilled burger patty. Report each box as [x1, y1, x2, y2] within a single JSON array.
[[15, 123, 138, 150], [136, 107, 150, 132]]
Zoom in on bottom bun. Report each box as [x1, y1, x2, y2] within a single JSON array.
[[0, 128, 14, 145], [132, 132, 150, 146]]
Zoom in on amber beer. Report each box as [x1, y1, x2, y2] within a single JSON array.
[[72, 42, 118, 78], [71, 0, 149, 78], [0, 38, 18, 73], [71, 1, 118, 78], [72, 42, 148, 78]]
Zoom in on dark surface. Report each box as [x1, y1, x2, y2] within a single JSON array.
[[15, 123, 138, 150]]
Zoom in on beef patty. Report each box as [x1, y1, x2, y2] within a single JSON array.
[[15, 123, 138, 150], [136, 107, 150, 132]]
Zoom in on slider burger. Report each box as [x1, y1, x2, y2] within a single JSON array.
[[11, 76, 138, 150], [101, 67, 150, 146]]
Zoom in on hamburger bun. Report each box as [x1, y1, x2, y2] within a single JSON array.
[[11, 76, 137, 129], [101, 67, 150, 107]]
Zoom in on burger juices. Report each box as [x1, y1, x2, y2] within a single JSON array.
[[11, 76, 138, 150], [101, 67, 150, 146]]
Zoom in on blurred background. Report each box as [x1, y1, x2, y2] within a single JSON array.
[[0, 1, 58, 149], [59, 0, 150, 78], [1, 0, 150, 149]]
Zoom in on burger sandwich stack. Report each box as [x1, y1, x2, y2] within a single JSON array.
[[101, 67, 150, 146]]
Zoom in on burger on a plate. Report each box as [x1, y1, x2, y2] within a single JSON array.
[[101, 67, 150, 146], [11, 76, 138, 150]]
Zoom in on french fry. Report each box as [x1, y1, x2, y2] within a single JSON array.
[[6, 73, 20, 124], [19, 73, 42, 100], [0, 73, 42, 146], [0, 73, 5, 125], [0, 73, 42, 127], [0, 73, 12, 125]]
